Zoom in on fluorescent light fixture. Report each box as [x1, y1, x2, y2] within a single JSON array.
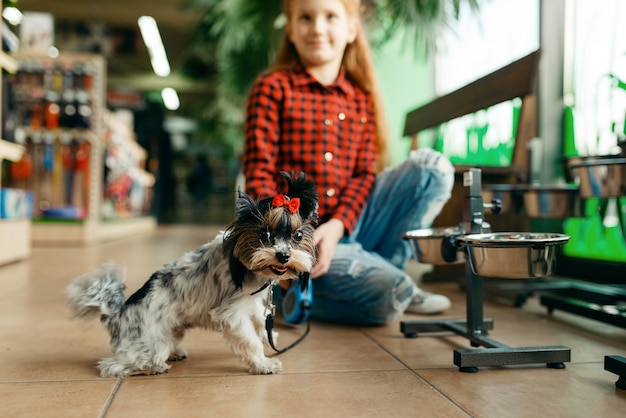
[[47, 46, 59, 58], [138, 16, 170, 77], [3, 7, 23, 26], [161, 87, 180, 111]]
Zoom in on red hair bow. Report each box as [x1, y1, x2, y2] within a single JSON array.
[[272, 194, 300, 214]]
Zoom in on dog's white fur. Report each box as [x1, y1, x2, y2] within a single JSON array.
[[67, 231, 313, 377], [66, 173, 318, 377]]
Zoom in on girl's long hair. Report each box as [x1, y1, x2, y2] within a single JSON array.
[[271, 0, 390, 172]]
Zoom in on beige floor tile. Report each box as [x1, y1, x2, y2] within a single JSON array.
[[273, 321, 407, 373], [0, 306, 114, 381], [115, 319, 407, 378], [417, 363, 626, 418], [105, 371, 470, 418], [364, 282, 626, 371], [0, 380, 118, 418], [1, 225, 624, 417]]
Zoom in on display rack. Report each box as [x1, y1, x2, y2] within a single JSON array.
[[0, 138, 30, 265], [7, 52, 155, 245], [0, 9, 31, 266]]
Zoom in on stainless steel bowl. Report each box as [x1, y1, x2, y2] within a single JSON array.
[[457, 232, 570, 279], [403, 226, 464, 265], [520, 185, 580, 218], [560, 154, 620, 183], [568, 158, 626, 198]]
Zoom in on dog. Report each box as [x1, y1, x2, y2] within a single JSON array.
[[66, 171, 318, 377]]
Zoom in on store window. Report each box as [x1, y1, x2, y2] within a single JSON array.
[[570, 0, 626, 156], [432, 0, 540, 166], [562, 0, 626, 264]]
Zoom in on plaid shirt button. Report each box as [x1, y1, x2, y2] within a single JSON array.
[[326, 188, 336, 197], [338, 112, 346, 120], [324, 119, 333, 126], [324, 152, 333, 161]]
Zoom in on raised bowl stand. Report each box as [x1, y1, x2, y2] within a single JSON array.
[[400, 168, 571, 373]]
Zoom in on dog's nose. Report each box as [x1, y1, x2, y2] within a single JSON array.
[[276, 252, 290, 264]]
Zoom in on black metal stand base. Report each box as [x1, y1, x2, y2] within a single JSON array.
[[540, 281, 626, 329], [402, 170, 572, 373], [604, 355, 626, 390], [400, 317, 571, 372], [401, 263, 571, 373]]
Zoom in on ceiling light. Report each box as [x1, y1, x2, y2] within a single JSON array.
[[3, 7, 23, 26], [138, 16, 170, 77], [161, 88, 180, 111]]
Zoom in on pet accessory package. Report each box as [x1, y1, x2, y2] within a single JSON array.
[[281, 275, 312, 325]]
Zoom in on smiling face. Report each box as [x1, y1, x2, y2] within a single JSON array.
[[241, 207, 317, 281], [225, 202, 317, 283], [285, 0, 358, 84]]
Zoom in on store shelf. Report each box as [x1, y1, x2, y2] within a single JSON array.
[[0, 20, 30, 266], [0, 51, 17, 73], [4, 52, 155, 247], [31, 216, 156, 245], [0, 138, 25, 162], [0, 219, 31, 265]]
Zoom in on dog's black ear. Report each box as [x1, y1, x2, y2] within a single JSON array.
[[222, 223, 246, 290], [234, 188, 259, 223], [279, 171, 319, 224], [222, 189, 262, 289], [229, 257, 247, 289], [222, 221, 251, 290]]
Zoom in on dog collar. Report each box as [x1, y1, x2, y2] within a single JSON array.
[[250, 281, 273, 296]]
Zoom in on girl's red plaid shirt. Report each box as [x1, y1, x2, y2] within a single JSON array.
[[244, 65, 378, 234]]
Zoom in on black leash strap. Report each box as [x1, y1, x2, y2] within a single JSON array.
[[265, 313, 311, 355], [258, 283, 310, 355], [250, 281, 271, 296]]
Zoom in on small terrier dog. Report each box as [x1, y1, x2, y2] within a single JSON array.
[[66, 171, 318, 377]]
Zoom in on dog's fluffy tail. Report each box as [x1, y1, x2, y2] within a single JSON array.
[[66, 262, 126, 322]]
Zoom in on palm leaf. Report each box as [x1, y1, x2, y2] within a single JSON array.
[[364, 0, 482, 53]]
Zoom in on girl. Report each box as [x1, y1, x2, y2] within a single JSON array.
[[243, 0, 455, 325]]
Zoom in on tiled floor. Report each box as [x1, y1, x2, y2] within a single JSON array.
[[1, 225, 624, 417]]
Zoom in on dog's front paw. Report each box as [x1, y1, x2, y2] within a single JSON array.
[[249, 357, 283, 375], [168, 348, 188, 362], [128, 367, 169, 376]]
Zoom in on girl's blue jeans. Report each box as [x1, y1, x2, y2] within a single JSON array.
[[309, 148, 455, 325]]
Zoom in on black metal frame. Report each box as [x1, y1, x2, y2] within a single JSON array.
[[540, 282, 626, 329], [401, 263, 571, 372], [400, 169, 571, 372], [604, 355, 626, 390]]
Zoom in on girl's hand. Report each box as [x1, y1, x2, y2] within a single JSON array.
[[310, 218, 344, 278]]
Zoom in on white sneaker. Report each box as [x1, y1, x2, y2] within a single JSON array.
[[405, 291, 451, 315]]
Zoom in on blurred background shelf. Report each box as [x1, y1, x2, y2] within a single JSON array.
[[31, 216, 156, 245]]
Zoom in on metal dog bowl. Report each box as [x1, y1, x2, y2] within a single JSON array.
[[568, 158, 626, 198], [457, 232, 570, 279], [520, 185, 580, 218], [560, 154, 620, 183], [403, 226, 464, 265]]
